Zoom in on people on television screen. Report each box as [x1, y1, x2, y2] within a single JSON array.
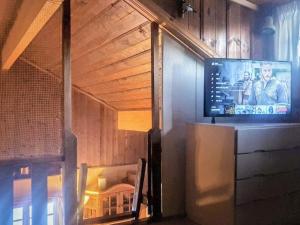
[[249, 62, 288, 105]]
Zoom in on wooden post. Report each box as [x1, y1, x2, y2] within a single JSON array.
[[0, 166, 14, 225], [31, 164, 48, 225], [62, 0, 78, 225], [150, 22, 162, 220], [78, 164, 88, 225]]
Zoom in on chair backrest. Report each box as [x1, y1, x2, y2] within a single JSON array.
[[131, 158, 146, 220]]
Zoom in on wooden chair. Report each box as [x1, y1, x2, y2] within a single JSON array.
[[82, 158, 147, 225]]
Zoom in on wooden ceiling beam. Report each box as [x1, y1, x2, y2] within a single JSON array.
[[1, 0, 63, 70], [230, 0, 258, 10]]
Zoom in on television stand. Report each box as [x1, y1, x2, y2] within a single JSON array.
[[211, 117, 216, 124], [186, 123, 300, 225]]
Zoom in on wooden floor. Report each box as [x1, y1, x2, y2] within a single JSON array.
[[118, 217, 199, 225], [149, 218, 198, 225]]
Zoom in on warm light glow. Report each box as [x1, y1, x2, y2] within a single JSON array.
[[98, 177, 107, 191], [84, 195, 90, 205], [85, 190, 99, 195]]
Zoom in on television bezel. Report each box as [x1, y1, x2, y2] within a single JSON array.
[[204, 58, 293, 119]]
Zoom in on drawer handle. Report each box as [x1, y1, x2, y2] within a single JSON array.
[[253, 149, 267, 153]]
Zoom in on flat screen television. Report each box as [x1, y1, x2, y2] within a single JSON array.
[[204, 58, 292, 117]]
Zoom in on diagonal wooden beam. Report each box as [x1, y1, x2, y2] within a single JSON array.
[[1, 0, 63, 70], [230, 0, 258, 11]]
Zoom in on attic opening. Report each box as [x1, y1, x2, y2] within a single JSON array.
[[0, 0, 160, 224]]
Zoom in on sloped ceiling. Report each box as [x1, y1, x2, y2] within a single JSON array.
[[4, 0, 152, 111]]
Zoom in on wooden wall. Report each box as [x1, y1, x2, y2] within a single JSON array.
[[0, 59, 147, 165], [152, 0, 254, 59], [73, 91, 148, 167]]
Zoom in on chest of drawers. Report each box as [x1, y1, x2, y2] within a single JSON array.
[[186, 123, 300, 225]]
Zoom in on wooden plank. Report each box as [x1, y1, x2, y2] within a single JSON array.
[[150, 22, 162, 220], [98, 87, 151, 102], [112, 110, 119, 165], [230, 0, 258, 10], [124, 0, 218, 59], [240, 7, 251, 59], [215, 0, 227, 57], [109, 99, 152, 111], [0, 166, 14, 225], [73, 91, 88, 165], [78, 163, 88, 225], [1, 0, 62, 70], [31, 164, 48, 225], [188, 0, 201, 39], [70, 22, 151, 76], [86, 97, 101, 166], [71, 0, 119, 35], [106, 108, 114, 166], [73, 50, 151, 87], [63, 132, 78, 225], [74, 39, 150, 77], [72, 1, 148, 60], [227, 2, 241, 58], [21, 8, 62, 73], [79, 63, 151, 88], [117, 131, 126, 165], [85, 73, 151, 95], [62, 1, 78, 225], [99, 104, 105, 166], [203, 0, 216, 50]]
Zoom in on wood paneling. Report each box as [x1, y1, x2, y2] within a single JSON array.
[[215, 0, 227, 57], [73, 90, 148, 167], [0, 58, 147, 165], [20, 0, 151, 111], [227, 2, 242, 58], [227, 2, 252, 59], [15, 0, 254, 111], [202, 0, 228, 57], [240, 7, 252, 59], [203, 0, 217, 50], [85, 72, 151, 95], [152, 0, 254, 59], [74, 51, 151, 87]]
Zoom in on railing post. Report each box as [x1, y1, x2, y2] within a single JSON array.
[[78, 163, 88, 225], [0, 166, 14, 225], [62, 0, 77, 224], [31, 164, 48, 225]]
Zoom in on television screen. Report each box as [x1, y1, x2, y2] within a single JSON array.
[[204, 58, 292, 117]]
